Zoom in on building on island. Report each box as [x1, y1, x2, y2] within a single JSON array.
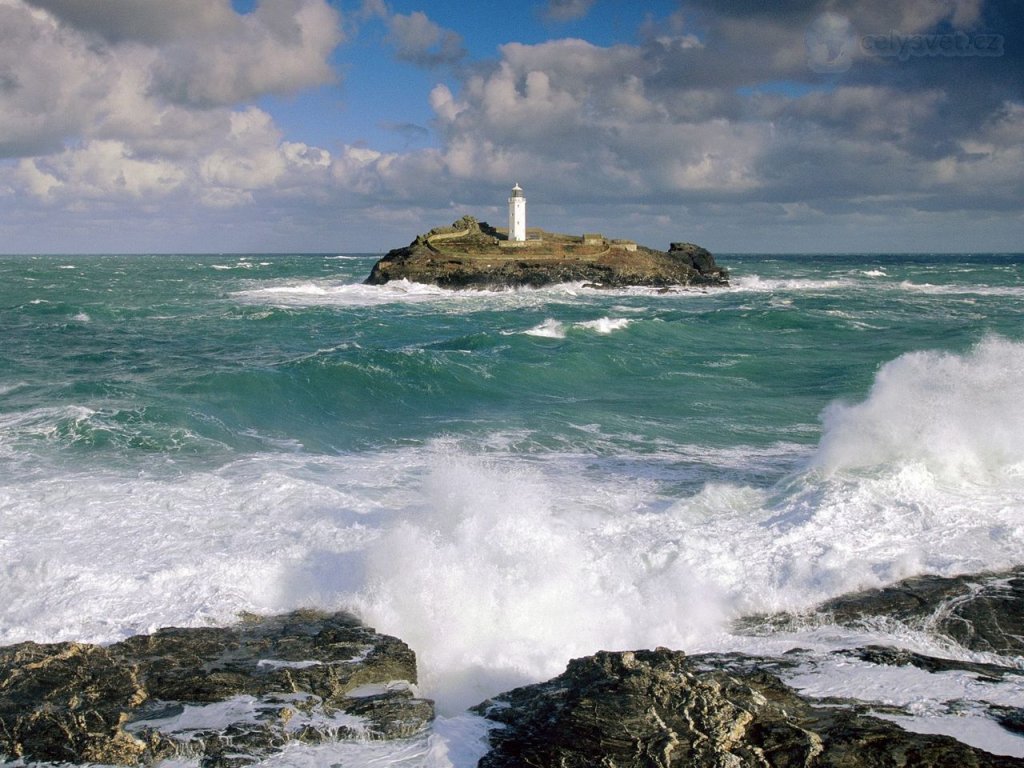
[[508, 183, 526, 242]]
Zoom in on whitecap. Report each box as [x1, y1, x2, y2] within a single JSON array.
[[729, 274, 853, 292], [0, 383, 28, 398], [574, 317, 631, 334], [521, 318, 566, 338], [813, 335, 1024, 480], [894, 281, 1024, 297], [233, 279, 455, 307]]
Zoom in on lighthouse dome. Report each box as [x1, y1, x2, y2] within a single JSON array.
[[510, 183, 524, 198]]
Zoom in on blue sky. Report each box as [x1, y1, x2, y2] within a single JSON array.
[[0, 0, 1020, 253], [261, 1, 685, 153]]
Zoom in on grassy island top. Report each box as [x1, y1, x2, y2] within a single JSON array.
[[411, 215, 640, 260]]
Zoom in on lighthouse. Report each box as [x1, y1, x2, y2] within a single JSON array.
[[508, 183, 526, 242]]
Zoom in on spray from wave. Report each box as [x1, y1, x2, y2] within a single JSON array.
[[352, 449, 723, 712], [814, 335, 1024, 480], [353, 337, 1024, 711]]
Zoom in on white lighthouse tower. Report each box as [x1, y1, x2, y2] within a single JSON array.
[[508, 183, 526, 242]]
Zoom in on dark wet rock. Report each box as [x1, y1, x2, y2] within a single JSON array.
[[990, 706, 1024, 737], [365, 217, 728, 289], [819, 567, 1024, 656], [736, 566, 1024, 658], [669, 241, 718, 274], [475, 569, 1024, 766], [842, 644, 1020, 681], [0, 610, 433, 766], [474, 648, 1022, 768], [0, 642, 148, 765]]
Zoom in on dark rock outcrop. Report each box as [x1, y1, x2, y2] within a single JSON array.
[[365, 217, 728, 289], [5, 569, 1021, 766], [820, 567, 1024, 657], [475, 648, 1022, 768], [0, 610, 433, 766], [737, 566, 1024, 657], [841, 644, 1017, 681], [669, 241, 718, 275], [476, 567, 1024, 767]]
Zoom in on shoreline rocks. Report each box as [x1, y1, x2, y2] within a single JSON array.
[[475, 567, 1024, 767], [2, 568, 1022, 766], [736, 565, 1024, 656], [474, 647, 1022, 768], [364, 215, 729, 289], [0, 610, 433, 766]]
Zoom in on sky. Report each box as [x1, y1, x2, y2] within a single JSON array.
[[0, 0, 1021, 254]]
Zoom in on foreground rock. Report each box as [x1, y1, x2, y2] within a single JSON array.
[[0, 610, 433, 766], [365, 215, 728, 289], [476, 567, 1024, 767], [475, 648, 1022, 768]]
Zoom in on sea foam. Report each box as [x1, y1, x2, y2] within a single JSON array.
[[349, 339, 1024, 711], [576, 317, 631, 333], [234, 279, 455, 307], [521, 317, 632, 338], [814, 335, 1024, 480], [352, 448, 725, 712], [2, 333, 1023, 754]]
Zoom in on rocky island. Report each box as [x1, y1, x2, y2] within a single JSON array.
[[364, 215, 728, 289]]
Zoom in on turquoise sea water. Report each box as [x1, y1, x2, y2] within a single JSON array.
[[2, 252, 1024, 762]]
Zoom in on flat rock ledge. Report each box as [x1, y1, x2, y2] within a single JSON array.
[[0, 610, 433, 767], [365, 215, 728, 289]]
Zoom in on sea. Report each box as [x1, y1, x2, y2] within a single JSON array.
[[1, 252, 1023, 765]]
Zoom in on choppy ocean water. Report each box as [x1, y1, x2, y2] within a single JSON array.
[[1, 252, 1023, 764]]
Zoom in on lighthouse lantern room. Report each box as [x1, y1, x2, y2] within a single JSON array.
[[508, 183, 526, 242]]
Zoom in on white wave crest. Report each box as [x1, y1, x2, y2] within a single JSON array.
[[234, 279, 455, 307], [522, 319, 566, 338], [730, 274, 853, 292], [814, 336, 1024, 480], [575, 317, 631, 334], [895, 281, 1024, 297], [521, 317, 632, 338], [0, 382, 28, 398], [353, 450, 725, 712]]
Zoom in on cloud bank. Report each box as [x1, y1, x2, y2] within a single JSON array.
[[0, 0, 1020, 252]]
